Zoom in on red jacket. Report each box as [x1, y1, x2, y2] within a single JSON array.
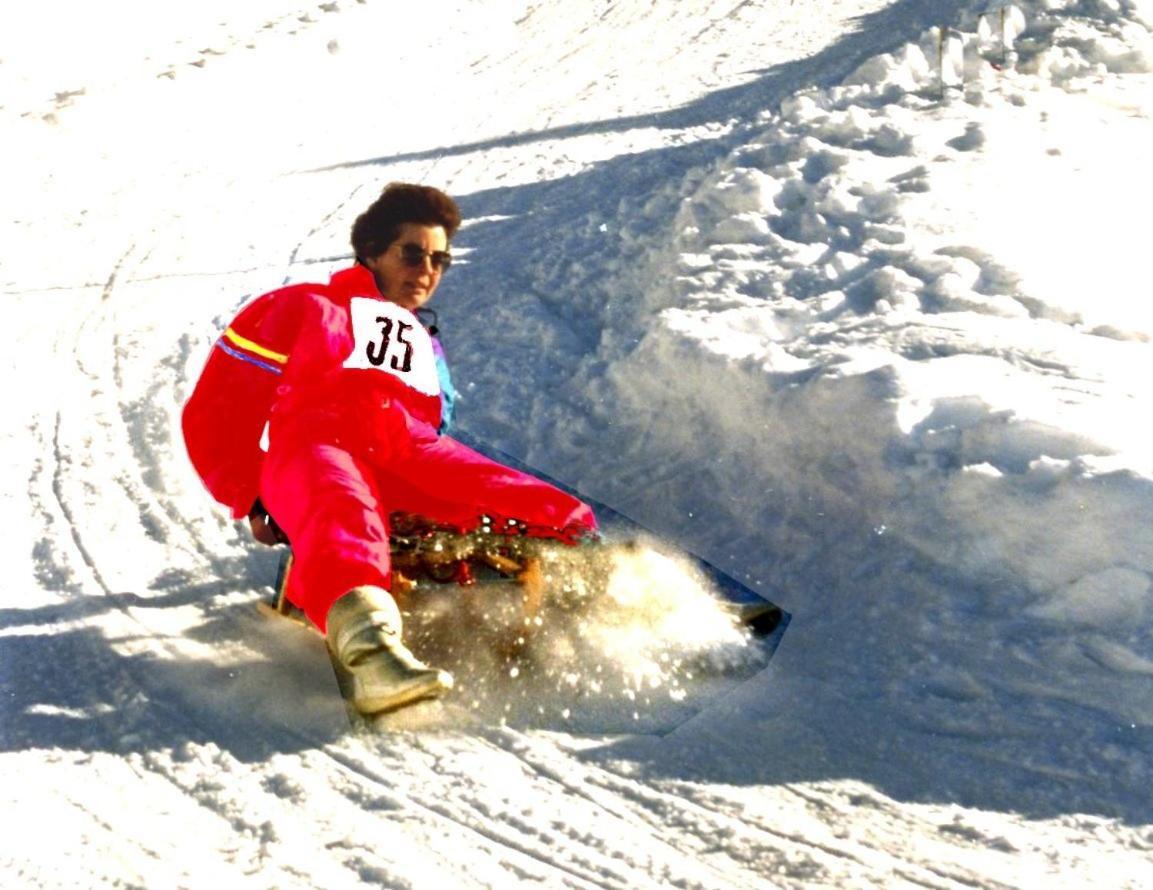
[[182, 265, 448, 518]]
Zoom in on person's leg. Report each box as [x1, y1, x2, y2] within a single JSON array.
[[260, 443, 392, 631], [261, 444, 452, 713], [381, 425, 596, 538]]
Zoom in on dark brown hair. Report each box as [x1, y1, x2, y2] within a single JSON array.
[[350, 182, 462, 263]]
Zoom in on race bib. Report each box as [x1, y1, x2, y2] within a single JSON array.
[[342, 297, 440, 396]]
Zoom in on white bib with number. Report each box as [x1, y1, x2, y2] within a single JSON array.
[[342, 297, 440, 396]]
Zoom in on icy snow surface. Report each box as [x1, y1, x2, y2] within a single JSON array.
[[4, 0, 1153, 886]]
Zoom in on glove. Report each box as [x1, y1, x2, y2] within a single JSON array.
[[248, 498, 290, 546]]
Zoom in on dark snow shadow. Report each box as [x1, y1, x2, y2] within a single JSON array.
[[0, 563, 347, 761]]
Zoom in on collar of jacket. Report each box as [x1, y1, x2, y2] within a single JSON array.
[[327, 264, 441, 336], [327, 264, 378, 304]]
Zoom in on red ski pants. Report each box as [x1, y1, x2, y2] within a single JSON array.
[[259, 419, 595, 631]]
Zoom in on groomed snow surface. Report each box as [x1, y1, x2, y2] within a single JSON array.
[[4, 0, 1153, 886]]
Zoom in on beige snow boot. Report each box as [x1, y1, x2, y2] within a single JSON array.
[[325, 586, 453, 716]]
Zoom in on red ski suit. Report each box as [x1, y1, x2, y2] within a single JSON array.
[[183, 265, 595, 630]]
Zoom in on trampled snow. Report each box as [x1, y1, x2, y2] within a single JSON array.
[[3, 0, 1153, 886]]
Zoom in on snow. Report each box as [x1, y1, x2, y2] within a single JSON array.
[[4, 0, 1153, 886]]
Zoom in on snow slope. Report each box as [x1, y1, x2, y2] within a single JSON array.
[[4, 0, 1153, 886]]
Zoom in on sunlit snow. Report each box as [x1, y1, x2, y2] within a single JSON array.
[[3, 1, 1153, 886]]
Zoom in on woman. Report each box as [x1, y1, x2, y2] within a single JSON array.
[[183, 183, 596, 715]]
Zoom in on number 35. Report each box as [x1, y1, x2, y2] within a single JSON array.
[[366, 317, 414, 372]]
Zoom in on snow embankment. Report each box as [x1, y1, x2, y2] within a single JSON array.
[[499, 0, 1153, 817]]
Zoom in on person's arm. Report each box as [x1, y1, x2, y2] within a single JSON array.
[[181, 286, 308, 518], [431, 335, 457, 434]]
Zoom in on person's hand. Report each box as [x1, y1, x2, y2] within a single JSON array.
[[248, 499, 289, 545]]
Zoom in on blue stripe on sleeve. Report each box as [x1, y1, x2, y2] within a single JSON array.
[[216, 340, 284, 375]]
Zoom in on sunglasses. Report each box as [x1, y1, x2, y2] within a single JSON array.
[[397, 243, 453, 272]]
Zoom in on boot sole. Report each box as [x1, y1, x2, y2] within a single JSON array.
[[330, 657, 454, 717], [356, 672, 454, 716]]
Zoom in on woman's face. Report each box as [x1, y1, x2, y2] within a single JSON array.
[[364, 222, 451, 311]]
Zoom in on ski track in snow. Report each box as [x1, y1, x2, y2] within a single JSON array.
[[4, 0, 1153, 887]]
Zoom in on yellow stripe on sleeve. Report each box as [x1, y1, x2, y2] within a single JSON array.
[[223, 327, 289, 365]]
